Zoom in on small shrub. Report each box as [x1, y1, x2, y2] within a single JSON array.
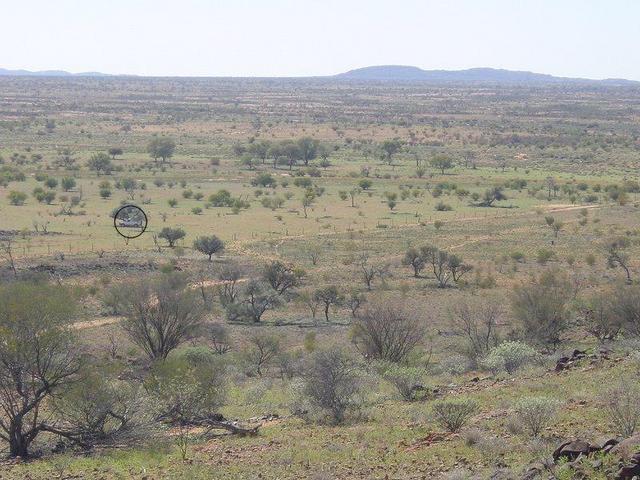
[[513, 396, 560, 437], [432, 398, 478, 432], [482, 341, 539, 374], [383, 364, 429, 401], [604, 381, 640, 437]]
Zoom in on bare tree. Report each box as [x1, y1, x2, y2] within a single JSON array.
[[0, 240, 17, 277], [217, 262, 243, 305], [606, 237, 633, 284], [120, 276, 205, 360], [302, 347, 363, 424], [450, 300, 501, 367], [421, 246, 451, 288], [352, 299, 423, 363], [205, 323, 232, 354], [242, 333, 280, 376], [345, 290, 366, 318], [359, 255, 387, 291]]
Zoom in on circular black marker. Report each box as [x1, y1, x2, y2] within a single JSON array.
[[113, 205, 148, 239]]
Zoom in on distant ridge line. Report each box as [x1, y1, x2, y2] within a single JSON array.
[[0, 65, 637, 85]]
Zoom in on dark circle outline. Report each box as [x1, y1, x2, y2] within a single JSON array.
[[113, 204, 148, 239]]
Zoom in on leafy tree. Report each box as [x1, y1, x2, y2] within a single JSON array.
[[120, 275, 205, 360], [0, 282, 80, 457], [251, 172, 276, 188], [430, 155, 454, 174], [297, 137, 320, 166], [147, 137, 176, 164], [247, 140, 271, 164], [301, 189, 316, 218], [263, 260, 304, 295], [225, 280, 280, 323], [313, 285, 343, 321], [87, 152, 113, 175], [108, 147, 123, 159], [158, 227, 186, 247], [478, 187, 507, 207], [402, 247, 426, 277], [380, 139, 402, 165], [511, 269, 573, 351], [61, 177, 76, 191], [7, 191, 27, 205], [358, 179, 373, 190], [193, 235, 224, 261]]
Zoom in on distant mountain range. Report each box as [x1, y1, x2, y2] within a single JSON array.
[[0, 68, 110, 77], [1, 65, 637, 85], [334, 65, 639, 85]]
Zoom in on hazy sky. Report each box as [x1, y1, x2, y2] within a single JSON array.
[[3, 0, 640, 79]]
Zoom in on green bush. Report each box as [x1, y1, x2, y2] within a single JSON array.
[[513, 396, 560, 437], [481, 341, 539, 374], [432, 398, 478, 432], [383, 364, 429, 401]]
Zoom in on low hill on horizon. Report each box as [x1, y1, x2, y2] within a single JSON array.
[[334, 65, 638, 85]]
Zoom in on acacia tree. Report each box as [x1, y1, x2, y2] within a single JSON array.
[[217, 262, 243, 305], [297, 137, 319, 166], [430, 155, 454, 174], [450, 301, 501, 367], [226, 280, 280, 323], [478, 187, 507, 207], [380, 139, 402, 165], [242, 333, 280, 376], [0, 282, 80, 457], [193, 235, 224, 261], [302, 347, 363, 424], [610, 285, 640, 337], [263, 260, 304, 295], [511, 269, 573, 351], [108, 147, 123, 160], [158, 227, 186, 247], [351, 300, 423, 363], [87, 152, 113, 175], [403, 247, 425, 277], [420, 246, 471, 287], [120, 275, 205, 360], [313, 285, 343, 322], [605, 237, 633, 284], [578, 292, 622, 343], [147, 137, 176, 164]]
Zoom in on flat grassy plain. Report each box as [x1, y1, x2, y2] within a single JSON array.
[[0, 77, 640, 479]]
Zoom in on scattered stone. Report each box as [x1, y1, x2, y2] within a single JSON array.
[[553, 439, 598, 461], [611, 435, 640, 456], [615, 462, 640, 480]]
